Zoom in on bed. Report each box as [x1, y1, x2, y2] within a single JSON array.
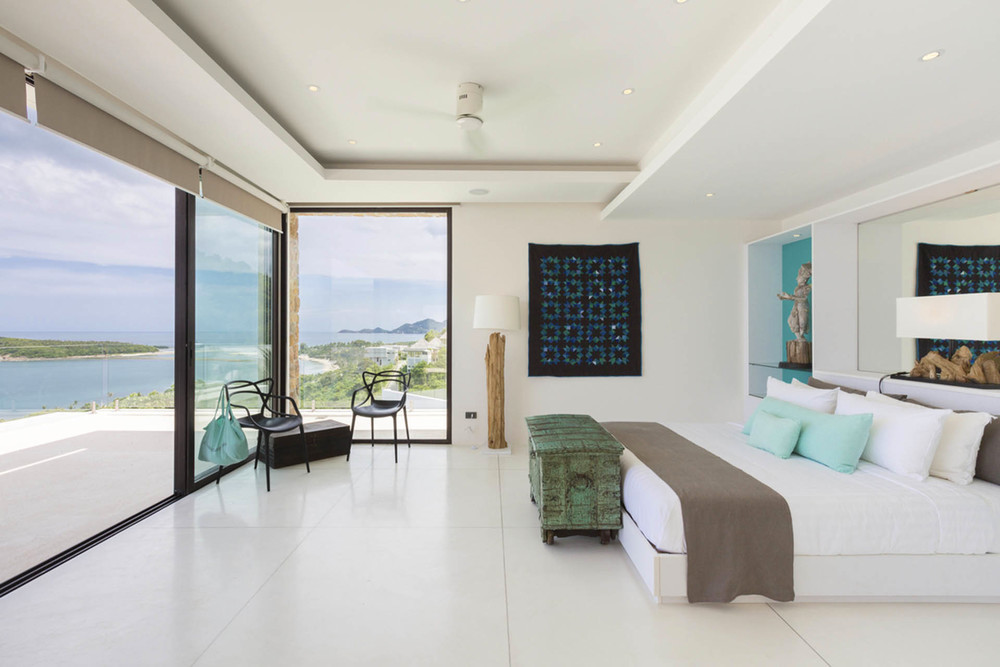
[[617, 422, 1000, 603]]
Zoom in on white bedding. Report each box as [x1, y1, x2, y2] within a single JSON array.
[[621, 422, 1000, 556]]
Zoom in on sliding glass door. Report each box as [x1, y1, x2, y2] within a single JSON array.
[[0, 108, 175, 584], [191, 199, 276, 481]]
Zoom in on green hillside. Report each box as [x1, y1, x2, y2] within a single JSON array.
[[0, 337, 160, 359]]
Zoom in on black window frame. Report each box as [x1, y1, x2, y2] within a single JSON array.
[[289, 207, 453, 445], [180, 192, 283, 492]]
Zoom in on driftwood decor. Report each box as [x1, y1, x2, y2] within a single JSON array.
[[485, 332, 507, 449], [909, 346, 1000, 386]]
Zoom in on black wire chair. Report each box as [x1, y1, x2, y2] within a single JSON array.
[[224, 378, 309, 491], [350, 370, 411, 463]]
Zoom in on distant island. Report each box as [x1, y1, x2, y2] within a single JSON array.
[[0, 337, 160, 360], [339, 318, 447, 335]]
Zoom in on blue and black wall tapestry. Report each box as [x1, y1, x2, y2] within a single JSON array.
[[917, 242, 1000, 358], [528, 242, 641, 377]]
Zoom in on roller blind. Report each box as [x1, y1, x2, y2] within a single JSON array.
[[201, 170, 283, 232], [34, 77, 200, 193], [0, 53, 26, 119]]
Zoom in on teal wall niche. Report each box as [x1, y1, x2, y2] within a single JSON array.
[[781, 237, 812, 383]]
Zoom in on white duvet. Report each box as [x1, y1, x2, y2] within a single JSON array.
[[621, 422, 1000, 556]]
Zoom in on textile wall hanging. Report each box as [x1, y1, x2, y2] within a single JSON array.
[[916, 242, 1000, 358], [528, 242, 641, 377]]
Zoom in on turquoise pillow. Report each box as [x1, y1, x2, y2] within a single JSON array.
[[744, 397, 873, 473], [748, 410, 800, 458]]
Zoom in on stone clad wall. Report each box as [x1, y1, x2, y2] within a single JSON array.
[[288, 212, 300, 399]]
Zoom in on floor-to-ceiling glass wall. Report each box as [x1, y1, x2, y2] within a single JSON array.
[[0, 108, 175, 583], [192, 199, 275, 481], [290, 210, 450, 442]]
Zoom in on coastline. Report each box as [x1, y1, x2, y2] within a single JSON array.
[[299, 354, 339, 373], [0, 349, 173, 363]]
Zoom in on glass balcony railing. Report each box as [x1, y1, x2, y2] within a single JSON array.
[[0, 339, 175, 422]]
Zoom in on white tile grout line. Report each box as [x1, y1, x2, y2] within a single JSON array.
[[188, 525, 319, 666], [497, 464, 514, 667], [188, 462, 375, 666], [766, 603, 831, 666]]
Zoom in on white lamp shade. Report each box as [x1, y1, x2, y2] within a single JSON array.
[[473, 295, 521, 331], [896, 293, 1000, 340]]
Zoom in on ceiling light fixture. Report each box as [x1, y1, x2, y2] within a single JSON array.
[[676, 0, 689, 4], [705, 192, 715, 197], [347, 139, 357, 145], [792, 234, 802, 238], [622, 88, 634, 96], [307, 85, 320, 92], [921, 50, 943, 61], [593, 142, 602, 147], [469, 188, 489, 195]]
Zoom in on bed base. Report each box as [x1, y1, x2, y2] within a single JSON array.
[[619, 510, 1000, 603]]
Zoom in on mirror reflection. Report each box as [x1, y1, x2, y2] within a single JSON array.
[[857, 184, 1000, 373]]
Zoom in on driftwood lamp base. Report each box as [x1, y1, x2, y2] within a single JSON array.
[[485, 331, 507, 449]]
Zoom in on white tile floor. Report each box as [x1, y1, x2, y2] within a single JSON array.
[[2, 442, 999, 666]]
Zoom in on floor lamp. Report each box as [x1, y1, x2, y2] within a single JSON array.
[[473, 295, 521, 449]]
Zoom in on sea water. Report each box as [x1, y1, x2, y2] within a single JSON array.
[[0, 331, 422, 420]]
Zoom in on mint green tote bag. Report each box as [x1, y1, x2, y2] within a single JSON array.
[[198, 389, 250, 465]]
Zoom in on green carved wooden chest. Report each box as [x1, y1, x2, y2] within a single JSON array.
[[526, 414, 624, 545]]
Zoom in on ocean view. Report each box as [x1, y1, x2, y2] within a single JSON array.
[[0, 331, 422, 420]]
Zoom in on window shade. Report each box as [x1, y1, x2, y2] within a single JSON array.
[[201, 170, 283, 232], [0, 53, 26, 119], [34, 77, 200, 193]]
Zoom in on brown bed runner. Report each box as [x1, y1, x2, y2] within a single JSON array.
[[602, 422, 794, 603]]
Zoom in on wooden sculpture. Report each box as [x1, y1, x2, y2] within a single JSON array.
[[777, 262, 812, 366], [485, 331, 507, 448]]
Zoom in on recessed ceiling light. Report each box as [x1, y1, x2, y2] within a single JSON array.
[[307, 85, 320, 92], [676, 0, 689, 4], [469, 188, 489, 195], [593, 142, 602, 147], [622, 88, 634, 96], [921, 50, 943, 62], [347, 139, 357, 145], [792, 234, 802, 238], [705, 192, 715, 197]]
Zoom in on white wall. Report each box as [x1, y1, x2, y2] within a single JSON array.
[[811, 221, 858, 375], [451, 203, 777, 447], [857, 217, 903, 371]]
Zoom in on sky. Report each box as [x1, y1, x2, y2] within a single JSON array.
[[0, 110, 448, 337], [0, 110, 176, 333], [297, 214, 448, 332]]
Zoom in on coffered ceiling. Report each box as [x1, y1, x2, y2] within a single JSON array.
[[2, 0, 999, 221]]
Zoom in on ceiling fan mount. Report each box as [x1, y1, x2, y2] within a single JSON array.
[[456, 82, 484, 131]]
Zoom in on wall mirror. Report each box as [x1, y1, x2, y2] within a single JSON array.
[[857, 183, 1000, 373]]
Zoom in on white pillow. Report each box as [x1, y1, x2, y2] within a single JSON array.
[[835, 392, 948, 481], [766, 376, 838, 414], [865, 392, 991, 485]]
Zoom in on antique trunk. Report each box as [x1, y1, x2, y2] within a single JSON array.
[[526, 414, 624, 544], [260, 419, 351, 468]]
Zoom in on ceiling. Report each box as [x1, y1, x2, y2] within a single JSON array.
[[2, 0, 1000, 220]]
